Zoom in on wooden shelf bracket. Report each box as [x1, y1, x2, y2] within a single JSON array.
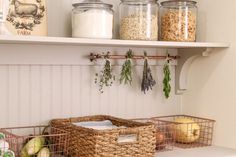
[[176, 47, 214, 95]]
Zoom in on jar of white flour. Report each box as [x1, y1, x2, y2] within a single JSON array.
[[72, 0, 114, 39]]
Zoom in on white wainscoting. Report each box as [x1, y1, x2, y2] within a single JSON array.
[[0, 65, 181, 127], [0, 44, 181, 127]]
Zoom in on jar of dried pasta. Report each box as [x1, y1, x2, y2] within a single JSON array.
[[160, 0, 197, 42], [119, 0, 159, 40]]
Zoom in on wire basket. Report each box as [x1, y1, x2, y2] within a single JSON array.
[[0, 125, 68, 157], [132, 118, 174, 152], [152, 115, 215, 148]]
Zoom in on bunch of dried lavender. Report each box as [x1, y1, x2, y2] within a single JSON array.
[[141, 52, 156, 94]]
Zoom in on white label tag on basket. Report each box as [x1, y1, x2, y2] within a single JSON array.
[[117, 134, 137, 143]]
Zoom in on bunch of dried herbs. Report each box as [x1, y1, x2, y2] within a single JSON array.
[[163, 61, 171, 99], [141, 52, 156, 94], [120, 50, 133, 85], [95, 53, 115, 93]]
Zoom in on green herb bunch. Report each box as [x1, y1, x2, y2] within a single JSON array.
[[141, 52, 156, 94], [163, 61, 171, 99], [120, 50, 133, 85], [95, 53, 115, 93]]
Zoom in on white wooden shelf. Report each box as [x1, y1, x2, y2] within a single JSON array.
[[156, 146, 236, 157], [0, 35, 230, 94], [0, 35, 230, 48]]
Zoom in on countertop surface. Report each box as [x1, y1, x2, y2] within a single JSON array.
[[156, 146, 236, 157]]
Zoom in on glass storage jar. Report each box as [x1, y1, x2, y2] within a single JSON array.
[[72, 0, 114, 39], [159, 0, 197, 42], [119, 0, 159, 40]]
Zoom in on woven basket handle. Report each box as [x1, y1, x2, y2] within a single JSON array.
[[116, 129, 139, 144]]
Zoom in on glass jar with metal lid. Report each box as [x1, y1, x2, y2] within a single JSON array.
[[119, 0, 159, 40], [72, 0, 114, 39], [159, 0, 197, 42]]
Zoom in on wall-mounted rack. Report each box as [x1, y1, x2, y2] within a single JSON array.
[[90, 53, 180, 62]]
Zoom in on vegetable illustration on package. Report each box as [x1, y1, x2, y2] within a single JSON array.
[[0, 140, 9, 152], [0, 132, 15, 157], [6, 0, 47, 35]]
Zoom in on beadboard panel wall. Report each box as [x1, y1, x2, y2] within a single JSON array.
[[0, 44, 181, 127], [0, 65, 180, 127]]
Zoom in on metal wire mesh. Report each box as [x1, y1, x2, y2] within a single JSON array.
[[152, 115, 215, 149], [0, 125, 68, 157], [132, 118, 174, 152]]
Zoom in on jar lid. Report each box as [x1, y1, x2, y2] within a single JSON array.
[[73, 0, 113, 9], [121, 0, 158, 2], [161, 0, 197, 6], [121, 0, 158, 3]]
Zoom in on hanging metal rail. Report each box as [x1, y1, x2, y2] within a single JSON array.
[[90, 53, 180, 62]]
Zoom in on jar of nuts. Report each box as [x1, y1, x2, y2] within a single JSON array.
[[119, 0, 159, 40], [160, 0, 197, 42]]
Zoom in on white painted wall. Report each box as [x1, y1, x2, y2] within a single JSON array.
[[182, 0, 236, 149], [0, 44, 181, 127]]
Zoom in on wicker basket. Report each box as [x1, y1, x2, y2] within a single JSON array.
[[152, 115, 215, 148], [0, 125, 68, 157], [133, 118, 174, 152], [51, 115, 156, 157]]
